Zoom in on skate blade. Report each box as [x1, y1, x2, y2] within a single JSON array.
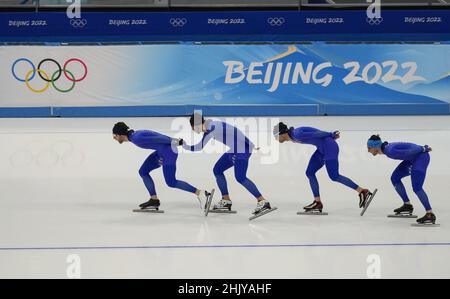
[[360, 188, 378, 216], [298, 211, 328, 216], [204, 189, 215, 217], [133, 209, 164, 213], [249, 207, 278, 221], [388, 214, 418, 219], [411, 223, 440, 227], [208, 209, 237, 214]]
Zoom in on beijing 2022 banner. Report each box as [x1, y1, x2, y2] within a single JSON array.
[[0, 44, 449, 108]]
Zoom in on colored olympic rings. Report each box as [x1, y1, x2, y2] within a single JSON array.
[[52, 69, 76, 93], [38, 58, 62, 82], [64, 58, 88, 82], [26, 69, 50, 93], [12, 58, 35, 82], [11, 58, 88, 93]]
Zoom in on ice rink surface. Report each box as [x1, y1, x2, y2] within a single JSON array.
[[0, 115, 449, 279]]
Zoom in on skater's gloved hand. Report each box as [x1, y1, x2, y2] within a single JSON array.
[[423, 145, 432, 152], [332, 131, 340, 140], [171, 138, 184, 146]]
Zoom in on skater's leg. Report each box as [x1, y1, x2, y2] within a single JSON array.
[[138, 152, 161, 198], [163, 165, 197, 193], [305, 150, 325, 199], [325, 159, 359, 190], [160, 146, 199, 195], [412, 171, 431, 211], [234, 155, 263, 199], [323, 139, 367, 195], [412, 153, 432, 212], [162, 161, 197, 194], [391, 161, 413, 204], [213, 153, 234, 199]]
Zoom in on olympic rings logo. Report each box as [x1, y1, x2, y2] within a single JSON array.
[[170, 18, 187, 27], [366, 17, 383, 25], [268, 17, 285, 27], [70, 18, 88, 28], [11, 58, 88, 93], [10, 140, 85, 169]]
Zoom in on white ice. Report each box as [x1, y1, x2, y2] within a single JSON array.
[[0, 115, 449, 278]]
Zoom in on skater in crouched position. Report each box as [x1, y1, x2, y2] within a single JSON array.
[[367, 135, 436, 224], [183, 113, 272, 216], [112, 122, 211, 210], [274, 122, 373, 213]]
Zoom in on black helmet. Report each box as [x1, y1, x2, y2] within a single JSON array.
[[112, 122, 130, 136], [190, 113, 205, 127], [273, 122, 290, 137]]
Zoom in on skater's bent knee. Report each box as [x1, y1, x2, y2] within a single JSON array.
[[235, 175, 248, 184], [165, 178, 178, 188], [213, 167, 224, 177], [138, 168, 148, 178], [413, 186, 424, 193], [328, 172, 340, 182], [391, 175, 401, 185], [305, 170, 316, 178]]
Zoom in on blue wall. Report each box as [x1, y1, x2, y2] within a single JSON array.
[[1, 103, 448, 118]]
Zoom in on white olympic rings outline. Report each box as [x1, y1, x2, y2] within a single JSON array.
[[366, 17, 383, 25], [170, 18, 187, 27], [268, 17, 285, 27], [70, 18, 88, 28]]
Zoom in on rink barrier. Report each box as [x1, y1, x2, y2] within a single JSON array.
[[52, 105, 320, 117], [321, 103, 450, 116], [0, 107, 52, 118], [1, 103, 449, 117]]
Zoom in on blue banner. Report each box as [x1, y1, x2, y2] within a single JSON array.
[[0, 10, 450, 42], [1, 43, 449, 117]]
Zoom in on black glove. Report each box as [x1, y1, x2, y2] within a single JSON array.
[[171, 138, 184, 146], [332, 131, 340, 139], [423, 145, 432, 152]]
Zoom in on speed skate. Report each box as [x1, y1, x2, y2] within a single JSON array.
[[299, 200, 328, 215], [388, 203, 417, 218], [388, 214, 418, 219], [297, 210, 329, 216], [249, 207, 278, 221], [411, 223, 441, 227], [411, 213, 440, 227], [133, 208, 165, 213], [204, 189, 216, 216], [360, 189, 378, 216], [208, 196, 237, 215], [205, 189, 216, 216], [206, 194, 237, 215], [208, 209, 237, 214]]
